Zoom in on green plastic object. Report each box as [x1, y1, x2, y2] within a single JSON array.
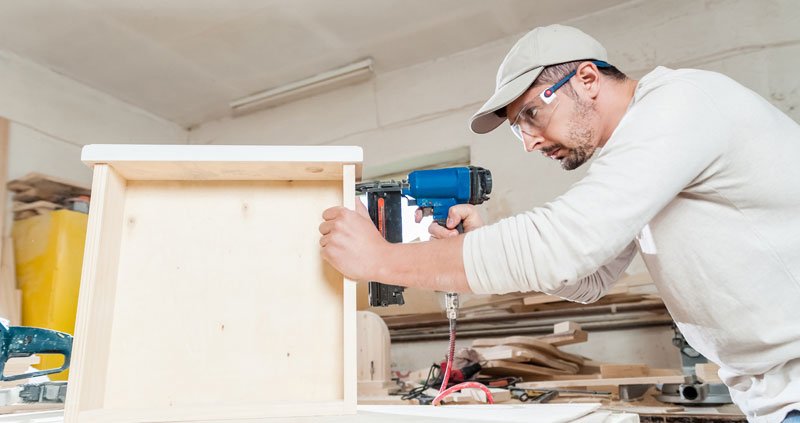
[[0, 322, 72, 382]]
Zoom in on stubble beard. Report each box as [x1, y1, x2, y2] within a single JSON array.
[[560, 98, 598, 171]]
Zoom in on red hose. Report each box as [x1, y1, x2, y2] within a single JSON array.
[[432, 318, 494, 406]]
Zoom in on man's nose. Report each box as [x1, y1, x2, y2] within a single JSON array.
[[522, 133, 544, 152]]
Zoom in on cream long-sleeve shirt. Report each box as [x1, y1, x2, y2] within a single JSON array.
[[463, 67, 800, 423]]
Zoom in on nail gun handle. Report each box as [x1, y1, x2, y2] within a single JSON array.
[[0, 326, 73, 382], [435, 219, 464, 234]]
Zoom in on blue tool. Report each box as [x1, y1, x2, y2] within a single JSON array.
[[0, 321, 72, 382], [355, 166, 492, 307], [403, 166, 492, 232]]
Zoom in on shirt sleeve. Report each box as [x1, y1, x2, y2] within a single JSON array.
[[463, 79, 729, 295], [549, 240, 638, 303]]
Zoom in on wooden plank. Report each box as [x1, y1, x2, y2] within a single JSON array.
[[65, 147, 361, 422], [475, 346, 579, 373], [696, 363, 722, 383], [64, 165, 127, 423], [358, 404, 603, 422], [472, 336, 584, 365], [480, 360, 571, 378], [517, 374, 687, 390], [7, 172, 91, 203], [600, 364, 649, 378], [12, 200, 61, 212], [357, 311, 392, 393], [445, 387, 512, 404], [81, 144, 363, 181], [554, 321, 581, 334], [342, 164, 358, 413], [537, 329, 589, 346], [522, 293, 564, 306]]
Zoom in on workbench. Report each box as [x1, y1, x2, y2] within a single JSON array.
[[0, 405, 637, 423]]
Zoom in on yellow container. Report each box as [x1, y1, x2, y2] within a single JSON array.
[[12, 209, 88, 380]]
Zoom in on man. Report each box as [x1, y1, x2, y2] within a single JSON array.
[[318, 25, 800, 422]]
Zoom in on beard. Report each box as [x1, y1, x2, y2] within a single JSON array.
[[559, 98, 598, 171]]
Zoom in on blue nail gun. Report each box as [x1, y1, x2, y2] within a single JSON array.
[[356, 166, 492, 307], [0, 321, 72, 382]]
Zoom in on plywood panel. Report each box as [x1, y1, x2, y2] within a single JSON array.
[[101, 179, 343, 407], [66, 146, 360, 422], [64, 165, 127, 422], [80, 145, 363, 181]]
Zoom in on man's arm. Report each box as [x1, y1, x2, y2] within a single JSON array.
[[322, 79, 729, 295], [464, 79, 729, 294], [319, 202, 472, 292]]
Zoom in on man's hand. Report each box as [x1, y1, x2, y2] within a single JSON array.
[[415, 204, 485, 239], [319, 201, 387, 282]]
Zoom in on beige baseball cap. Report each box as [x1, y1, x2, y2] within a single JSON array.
[[470, 24, 608, 134]]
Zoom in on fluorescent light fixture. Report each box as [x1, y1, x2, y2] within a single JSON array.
[[230, 58, 374, 116]]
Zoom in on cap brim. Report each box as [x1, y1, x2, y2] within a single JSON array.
[[469, 67, 543, 134]]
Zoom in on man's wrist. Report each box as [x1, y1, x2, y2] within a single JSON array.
[[373, 242, 403, 286]]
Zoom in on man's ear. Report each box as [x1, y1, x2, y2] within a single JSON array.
[[574, 61, 601, 100]]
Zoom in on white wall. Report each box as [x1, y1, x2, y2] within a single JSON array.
[[1, 49, 187, 187], [186, 0, 800, 367]]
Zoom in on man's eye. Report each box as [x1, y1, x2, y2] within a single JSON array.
[[523, 108, 537, 120]]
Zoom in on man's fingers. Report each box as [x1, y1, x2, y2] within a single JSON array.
[[319, 220, 334, 235], [428, 222, 458, 239], [322, 206, 345, 220], [319, 233, 330, 247], [445, 205, 470, 229], [414, 208, 423, 223]]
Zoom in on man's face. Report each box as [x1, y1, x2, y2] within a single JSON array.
[[506, 81, 601, 171]]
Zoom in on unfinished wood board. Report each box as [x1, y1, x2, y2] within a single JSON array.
[[472, 336, 584, 365], [480, 360, 571, 378], [357, 311, 393, 397], [475, 346, 579, 373], [522, 294, 565, 306], [445, 387, 512, 404], [517, 374, 687, 390], [65, 145, 362, 423], [7, 172, 91, 203], [554, 321, 581, 334], [696, 363, 722, 383], [81, 144, 363, 181], [600, 364, 649, 378], [537, 329, 589, 346], [359, 404, 602, 422]]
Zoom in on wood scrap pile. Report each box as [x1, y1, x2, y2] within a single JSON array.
[[469, 321, 687, 402], [7, 173, 90, 220], [381, 277, 668, 342], [473, 321, 592, 380]]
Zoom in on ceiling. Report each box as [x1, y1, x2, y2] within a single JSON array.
[[0, 0, 626, 128]]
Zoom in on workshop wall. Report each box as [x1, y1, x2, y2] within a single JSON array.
[[1, 49, 187, 186]]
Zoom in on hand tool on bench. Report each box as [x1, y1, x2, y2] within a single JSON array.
[[0, 320, 72, 382]]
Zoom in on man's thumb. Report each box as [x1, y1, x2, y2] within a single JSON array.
[[355, 198, 370, 218]]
